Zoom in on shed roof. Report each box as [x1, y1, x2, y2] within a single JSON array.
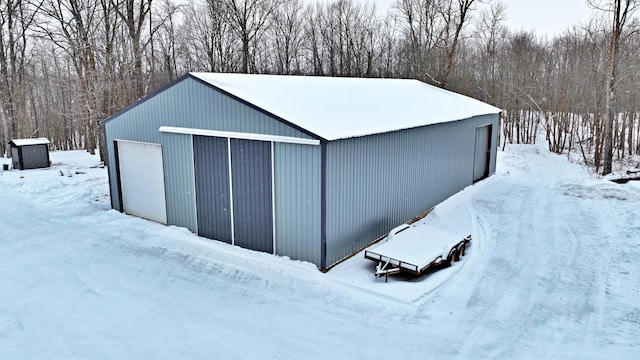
[[9, 138, 51, 146], [191, 73, 501, 141]]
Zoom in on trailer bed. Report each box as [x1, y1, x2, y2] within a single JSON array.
[[365, 225, 470, 277]]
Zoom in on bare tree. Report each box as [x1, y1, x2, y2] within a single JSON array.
[[1, 0, 20, 156], [2, 0, 640, 177], [98, 0, 121, 114], [39, 0, 104, 154], [151, 0, 182, 82], [306, 0, 383, 77], [221, 0, 282, 73], [589, 0, 640, 175], [269, 0, 304, 74], [110, 0, 152, 98], [440, 0, 484, 89], [377, 12, 402, 77], [472, 1, 506, 104], [1, 0, 38, 157], [393, 0, 448, 82]]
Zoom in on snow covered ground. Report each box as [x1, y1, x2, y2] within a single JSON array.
[[1, 144, 639, 359]]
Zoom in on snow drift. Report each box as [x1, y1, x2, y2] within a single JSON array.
[[1, 144, 639, 359]]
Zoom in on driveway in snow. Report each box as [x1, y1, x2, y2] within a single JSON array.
[[0, 145, 639, 359]]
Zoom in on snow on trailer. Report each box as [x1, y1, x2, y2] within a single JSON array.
[[365, 223, 471, 281]]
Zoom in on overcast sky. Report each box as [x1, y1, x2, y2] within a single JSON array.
[[367, 0, 597, 37], [492, 0, 596, 36]]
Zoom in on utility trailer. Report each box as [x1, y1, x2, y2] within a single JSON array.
[[364, 223, 471, 281]]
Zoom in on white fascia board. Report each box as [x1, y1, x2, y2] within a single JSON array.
[[115, 139, 162, 146], [159, 126, 320, 146]]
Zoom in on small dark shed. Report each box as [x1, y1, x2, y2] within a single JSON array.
[[9, 138, 51, 170]]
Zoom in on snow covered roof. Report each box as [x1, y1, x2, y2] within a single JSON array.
[[9, 138, 50, 146], [191, 73, 502, 141]]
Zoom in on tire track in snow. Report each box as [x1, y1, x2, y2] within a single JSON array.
[[418, 146, 612, 359]]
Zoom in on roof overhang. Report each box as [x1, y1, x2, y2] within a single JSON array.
[[9, 138, 51, 147], [159, 126, 320, 146]]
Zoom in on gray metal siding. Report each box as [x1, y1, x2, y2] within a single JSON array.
[[324, 114, 499, 266], [274, 142, 322, 266], [489, 118, 499, 174], [19, 145, 49, 169], [230, 139, 274, 253], [162, 132, 198, 231], [104, 77, 314, 232], [194, 135, 232, 243], [10, 147, 19, 169]]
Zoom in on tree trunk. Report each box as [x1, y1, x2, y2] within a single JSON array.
[[442, 0, 476, 89], [242, 36, 250, 73], [603, 65, 617, 173], [1, 107, 11, 157], [602, 2, 622, 175]]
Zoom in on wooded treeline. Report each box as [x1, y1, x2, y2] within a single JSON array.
[[1, 0, 639, 174]]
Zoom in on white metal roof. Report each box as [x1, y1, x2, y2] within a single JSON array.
[[10, 138, 51, 146], [191, 72, 501, 141]]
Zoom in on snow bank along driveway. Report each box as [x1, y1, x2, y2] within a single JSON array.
[[0, 145, 639, 359]]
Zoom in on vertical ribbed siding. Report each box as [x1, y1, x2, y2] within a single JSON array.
[[230, 139, 274, 253], [489, 118, 499, 174], [162, 132, 198, 231], [10, 147, 20, 169], [324, 114, 499, 266], [194, 135, 232, 243], [104, 77, 315, 233], [274, 143, 322, 266], [20, 145, 49, 169]]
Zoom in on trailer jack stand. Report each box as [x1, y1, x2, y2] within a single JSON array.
[[375, 260, 401, 282]]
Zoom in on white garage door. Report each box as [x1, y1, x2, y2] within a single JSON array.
[[117, 140, 167, 224]]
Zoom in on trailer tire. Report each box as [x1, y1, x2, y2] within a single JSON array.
[[447, 251, 459, 267]]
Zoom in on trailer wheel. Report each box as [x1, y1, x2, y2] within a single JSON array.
[[459, 244, 466, 257], [447, 251, 459, 267]]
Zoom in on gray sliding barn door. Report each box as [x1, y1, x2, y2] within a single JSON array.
[[473, 125, 492, 182], [194, 136, 274, 253], [194, 135, 232, 243], [230, 139, 274, 253]]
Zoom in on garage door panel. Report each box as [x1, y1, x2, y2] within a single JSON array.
[[117, 140, 168, 224]]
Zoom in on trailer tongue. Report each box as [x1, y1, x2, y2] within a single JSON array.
[[364, 223, 471, 282]]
